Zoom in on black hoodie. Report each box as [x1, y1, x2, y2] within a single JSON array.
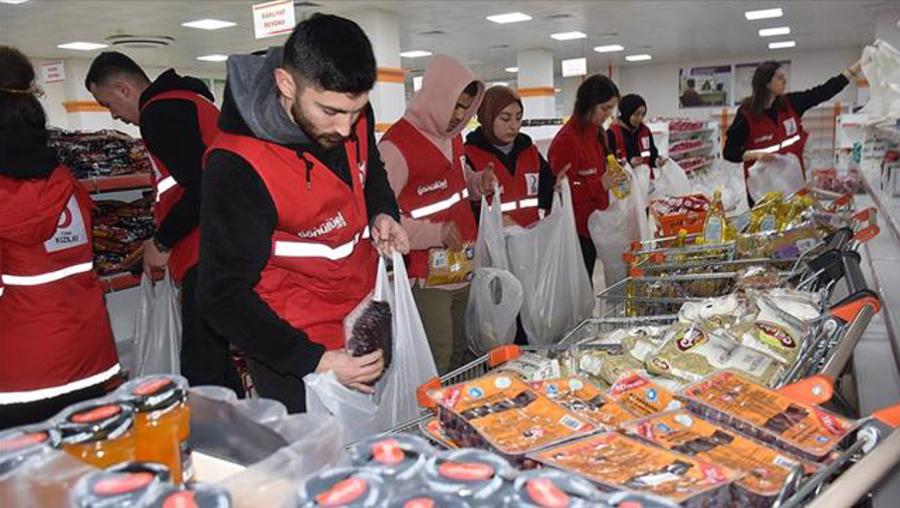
[[197, 49, 399, 402], [138, 69, 216, 250]]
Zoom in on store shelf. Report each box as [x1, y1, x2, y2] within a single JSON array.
[[670, 142, 714, 159], [668, 127, 714, 140], [79, 173, 152, 194], [682, 158, 714, 173]]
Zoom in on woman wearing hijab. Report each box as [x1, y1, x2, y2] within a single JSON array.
[[607, 94, 665, 177], [464, 85, 555, 227]]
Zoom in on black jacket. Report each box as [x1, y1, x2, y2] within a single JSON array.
[[723, 74, 849, 163], [197, 49, 399, 404], [0, 125, 57, 180], [138, 69, 215, 250], [464, 127, 555, 211], [606, 122, 661, 168]]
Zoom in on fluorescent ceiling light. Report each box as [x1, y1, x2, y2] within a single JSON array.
[[768, 40, 796, 49], [182, 19, 236, 30], [551, 31, 586, 41], [745, 8, 783, 20], [504, 67, 519, 73], [758, 26, 790, 37], [400, 50, 432, 58], [197, 54, 228, 62], [0, 0, 30, 4], [594, 44, 625, 53], [486, 12, 532, 24], [57, 41, 108, 51], [625, 54, 652, 62], [489, 81, 510, 87]]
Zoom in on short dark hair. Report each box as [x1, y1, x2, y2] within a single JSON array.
[[282, 13, 376, 94], [686, 78, 696, 88], [0, 46, 47, 144], [462, 81, 479, 97], [573, 74, 619, 120], [84, 51, 150, 89]]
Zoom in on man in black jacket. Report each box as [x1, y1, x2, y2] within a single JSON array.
[[85, 52, 241, 392], [198, 14, 408, 411]]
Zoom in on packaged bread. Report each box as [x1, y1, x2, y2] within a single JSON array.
[[679, 371, 857, 462], [431, 373, 594, 458], [623, 410, 814, 507], [494, 352, 561, 381], [529, 377, 636, 429], [605, 372, 681, 417], [529, 432, 740, 507], [574, 349, 647, 388]]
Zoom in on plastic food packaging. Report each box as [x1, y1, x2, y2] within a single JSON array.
[[422, 449, 514, 505], [0, 424, 60, 476], [431, 373, 594, 458], [0, 450, 97, 508], [70, 462, 169, 507], [624, 410, 814, 507], [736, 223, 820, 260], [529, 432, 740, 507], [735, 265, 783, 290], [419, 418, 461, 449], [494, 352, 561, 381], [348, 435, 433, 482], [529, 377, 636, 429], [512, 468, 605, 508], [296, 467, 387, 508], [57, 399, 137, 468], [385, 491, 472, 508], [425, 244, 475, 287], [116, 375, 192, 483], [147, 483, 233, 508], [574, 348, 648, 388], [605, 372, 682, 417], [679, 371, 857, 462], [736, 309, 805, 367], [345, 298, 393, 371]]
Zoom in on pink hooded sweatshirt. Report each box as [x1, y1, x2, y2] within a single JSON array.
[[378, 54, 488, 253]]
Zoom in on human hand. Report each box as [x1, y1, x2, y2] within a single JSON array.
[[554, 163, 572, 191], [758, 152, 777, 163], [479, 163, 498, 196], [629, 156, 644, 167], [371, 214, 409, 255], [847, 59, 862, 78], [142, 238, 170, 276], [440, 221, 463, 250], [316, 349, 385, 393], [657, 156, 668, 166]]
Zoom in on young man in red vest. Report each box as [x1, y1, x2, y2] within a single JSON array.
[[198, 14, 409, 411], [85, 52, 241, 392], [379, 55, 496, 374]]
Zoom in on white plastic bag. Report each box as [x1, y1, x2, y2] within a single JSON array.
[[465, 268, 524, 355], [305, 251, 438, 444], [507, 179, 593, 345], [651, 159, 691, 199], [747, 152, 805, 202], [861, 39, 900, 124], [133, 271, 182, 377], [472, 187, 510, 271]]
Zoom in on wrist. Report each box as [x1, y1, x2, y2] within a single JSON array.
[[152, 236, 171, 253]]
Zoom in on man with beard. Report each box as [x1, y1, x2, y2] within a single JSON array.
[[198, 13, 408, 411]]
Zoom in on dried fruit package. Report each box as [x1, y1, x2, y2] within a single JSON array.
[[430, 373, 594, 457], [529, 377, 636, 429], [605, 372, 682, 417], [529, 432, 740, 507], [623, 410, 815, 507], [679, 371, 857, 462], [425, 243, 475, 287], [345, 298, 393, 370]]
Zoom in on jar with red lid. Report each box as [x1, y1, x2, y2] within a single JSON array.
[[70, 461, 169, 507], [57, 399, 137, 468], [0, 424, 60, 476]]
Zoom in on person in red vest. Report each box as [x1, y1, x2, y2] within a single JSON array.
[[379, 54, 496, 374], [465, 85, 555, 227], [85, 52, 241, 392], [724, 59, 861, 203], [607, 94, 666, 178], [197, 14, 408, 412], [548, 74, 620, 280], [0, 46, 119, 429]]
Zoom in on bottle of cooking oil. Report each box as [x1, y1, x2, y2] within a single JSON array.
[[606, 154, 631, 199], [749, 192, 783, 233], [703, 190, 726, 244]]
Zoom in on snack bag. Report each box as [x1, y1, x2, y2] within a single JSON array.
[[606, 372, 682, 417], [425, 243, 476, 286], [345, 298, 393, 370], [530, 377, 636, 429]]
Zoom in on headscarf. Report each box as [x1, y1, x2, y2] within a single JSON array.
[[476, 85, 522, 146], [617, 94, 647, 128]]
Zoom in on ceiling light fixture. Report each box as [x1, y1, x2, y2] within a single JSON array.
[[489, 81, 510, 87], [758, 26, 790, 37], [551, 31, 586, 41], [768, 40, 796, 49], [197, 54, 228, 62], [504, 67, 519, 73], [625, 54, 652, 62], [400, 50, 432, 58], [182, 19, 236, 30], [57, 41, 108, 51], [594, 44, 625, 53], [487, 12, 532, 24], [745, 8, 783, 20], [0, 0, 30, 4]]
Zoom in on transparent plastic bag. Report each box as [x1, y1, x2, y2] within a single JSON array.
[[465, 267, 524, 356], [747, 153, 805, 202], [589, 165, 650, 286], [861, 39, 900, 124], [0, 450, 98, 508], [305, 251, 438, 444], [651, 159, 691, 199], [133, 270, 181, 377], [507, 179, 593, 345], [472, 186, 510, 271]]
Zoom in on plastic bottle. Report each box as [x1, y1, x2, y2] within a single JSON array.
[[703, 190, 726, 244], [606, 155, 632, 200]]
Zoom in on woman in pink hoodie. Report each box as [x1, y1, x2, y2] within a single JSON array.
[[379, 55, 495, 374]]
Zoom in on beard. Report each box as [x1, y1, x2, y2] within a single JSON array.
[[290, 102, 345, 150]]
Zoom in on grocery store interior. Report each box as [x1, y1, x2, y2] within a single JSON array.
[[1, 0, 900, 506]]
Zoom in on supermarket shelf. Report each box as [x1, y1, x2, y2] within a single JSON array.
[[683, 159, 714, 173], [79, 173, 152, 193], [668, 127, 714, 140], [670, 142, 714, 159]]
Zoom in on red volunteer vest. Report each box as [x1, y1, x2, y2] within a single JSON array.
[[741, 100, 808, 180], [203, 115, 377, 351], [464, 142, 542, 227], [141, 90, 221, 282], [548, 117, 610, 237], [0, 165, 118, 401], [382, 118, 478, 279], [609, 122, 653, 167]]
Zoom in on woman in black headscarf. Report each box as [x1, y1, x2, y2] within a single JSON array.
[[606, 94, 665, 177]]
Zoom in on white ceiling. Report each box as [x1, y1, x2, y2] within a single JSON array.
[[1, 0, 896, 83]]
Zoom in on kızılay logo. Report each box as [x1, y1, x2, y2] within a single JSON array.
[[676, 328, 707, 352], [756, 322, 796, 348]]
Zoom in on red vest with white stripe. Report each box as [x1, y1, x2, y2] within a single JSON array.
[[382, 118, 478, 280], [609, 122, 653, 167], [0, 165, 118, 403], [203, 115, 376, 351], [464, 142, 542, 227], [141, 90, 221, 282], [741, 100, 808, 180]]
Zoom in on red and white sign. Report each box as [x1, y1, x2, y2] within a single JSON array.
[[251, 0, 295, 40], [40, 60, 66, 84]]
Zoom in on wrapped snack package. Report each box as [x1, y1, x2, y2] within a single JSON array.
[[736, 265, 783, 290], [679, 372, 857, 462], [494, 352, 561, 381], [736, 306, 805, 367], [426, 244, 476, 287], [529, 432, 740, 507], [512, 468, 605, 508], [296, 467, 387, 508], [606, 373, 682, 417], [529, 377, 636, 429], [345, 297, 393, 371]]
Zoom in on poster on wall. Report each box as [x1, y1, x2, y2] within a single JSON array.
[[734, 61, 791, 105], [39, 60, 66, 84], [678, 65, 732, 108]]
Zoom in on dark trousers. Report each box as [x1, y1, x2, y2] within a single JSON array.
[[0, 382, 108, 430], [246, 358, 307, 413], [578, 235, 597, 286], [181, 266, 243, 395]]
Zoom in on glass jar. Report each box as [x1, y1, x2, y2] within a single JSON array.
[[57, 400, 136, 468]]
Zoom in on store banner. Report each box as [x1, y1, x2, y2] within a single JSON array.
[[39, 60, 65, 84], [735, 61, 791, 106], [679, 65, 732, 108], [251, 0, 296, 39]]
